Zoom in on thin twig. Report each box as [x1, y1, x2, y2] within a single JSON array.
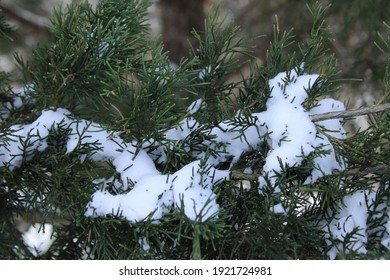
[[11, 212, 71, 232], [231, 170, 258, 181], [341, 165, 390, 177], [309, 103, 390, 122], [315, 126, 390, 166], [231, 102, 390, 181], [231, 164, 390, 182]]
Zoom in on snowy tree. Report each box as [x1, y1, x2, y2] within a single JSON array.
[[1, 0, 389, 260]]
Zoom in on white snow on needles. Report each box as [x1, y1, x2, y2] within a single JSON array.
[[1, 67, 388, 258]]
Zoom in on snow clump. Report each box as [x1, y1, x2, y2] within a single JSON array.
[[0, 67, 355, 224]]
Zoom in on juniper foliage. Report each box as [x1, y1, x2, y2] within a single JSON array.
[[0, 0, 389, 260]]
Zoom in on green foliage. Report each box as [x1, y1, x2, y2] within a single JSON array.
[[190, 9, 255, 123], [238, 4, 339, 116], [332, 0, 390, 36], [17, 1, 161, 130], [0, 0, 389, 260], [329, 0, 390, 84], [0, 3, 15, 41]]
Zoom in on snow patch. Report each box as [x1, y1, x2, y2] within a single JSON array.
[[0, 68, 358, 226]]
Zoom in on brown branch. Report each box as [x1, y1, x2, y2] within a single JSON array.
[[231, 170, 258, 181], [231, 102, 390, 181], [231, 164, 390, 182], [309, 103, 390, 122], [314, 126, 389, 166], [11, 212, 71, 232], [341, 165, 390, 177]]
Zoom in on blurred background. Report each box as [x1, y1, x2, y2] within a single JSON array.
[[1, 0, 390, 129]]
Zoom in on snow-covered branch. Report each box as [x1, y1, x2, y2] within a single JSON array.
[[309, 102, 390, 122], [2, 66, 389, 259], [0, 68, 346, 220]]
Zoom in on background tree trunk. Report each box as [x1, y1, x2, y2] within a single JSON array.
[[159, 0, 206, 64]]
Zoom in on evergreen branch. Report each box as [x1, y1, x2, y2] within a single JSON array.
[[309, 102, 390, 122], [315, 126, 388, 166], [13, 165, 389, 233], [231, 164, 390, 182]]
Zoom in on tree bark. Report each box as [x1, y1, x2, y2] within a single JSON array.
[[159, 0, 206, 64], [309, 103, 390, 122]]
